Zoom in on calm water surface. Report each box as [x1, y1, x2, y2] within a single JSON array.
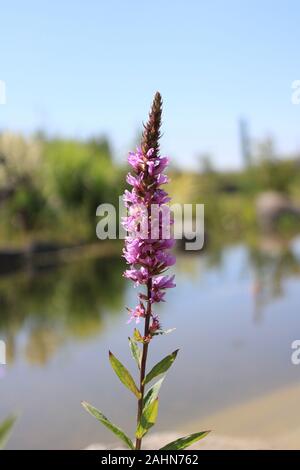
[[1, 237, 300, 449]]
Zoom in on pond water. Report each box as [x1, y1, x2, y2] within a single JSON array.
[[1, 236, 300, 449]]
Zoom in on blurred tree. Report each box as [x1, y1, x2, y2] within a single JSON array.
[[252, 136, 295, 193], [0, 132, 48, 229]]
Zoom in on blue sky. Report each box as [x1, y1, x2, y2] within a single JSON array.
[[0, 0, 300, 169]]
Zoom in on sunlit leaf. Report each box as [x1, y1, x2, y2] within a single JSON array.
[[109, 351, 141, 399], [144, 349, 179, 385], [133, 328, 144, 343], [143, 376, 165, 409], [0, 415, 16, 450], [128, 337, 142, 369], [160, 431, 210, 450], [81, 401, 134, 450], [136, 398, 159, 439]]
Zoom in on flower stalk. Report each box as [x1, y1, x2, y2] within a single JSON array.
[[82, 92, 210, 451]]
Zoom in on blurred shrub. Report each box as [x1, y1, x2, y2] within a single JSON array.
[[0, 130, 300, 243], [0, 132, 41, 183], [0, 132, 48, 230], [43, 137, 125, 226], [0, 132, 126, 239]]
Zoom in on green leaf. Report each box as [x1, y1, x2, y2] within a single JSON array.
[[81, 401, 134, 450], [160, 431, 210, 450], [109, 351, 141, 399], [0, 415, 16, 450], [128, 337, 142, 370], [136, 398, 159, 439], [152, 328, 176, 337], [143, 376, 165, 409], [133, 328, 144, 343], [144, 349, 179, 385]]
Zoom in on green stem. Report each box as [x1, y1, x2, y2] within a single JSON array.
[[135, 279, 152, 450]]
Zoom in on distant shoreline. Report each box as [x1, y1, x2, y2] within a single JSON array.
[[183, 381, 300, 449]]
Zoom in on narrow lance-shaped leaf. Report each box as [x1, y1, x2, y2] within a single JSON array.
[[143, 349, 179, 385], [0, 415, 16, 450], [128, 337, 141, 369], [152, 328, 176, 337], [109, 351, 141, 399], [133, 328, 145, 343], [160, 431, 210, 450], [136, 398, 159, 439], [143, 376, 165, 409], [81, 401, 134, 450]]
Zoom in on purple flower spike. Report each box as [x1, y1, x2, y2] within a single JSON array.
[[127, 304, 146, 324], [122, 92, 175, 341], [83, 93, 211, 452]]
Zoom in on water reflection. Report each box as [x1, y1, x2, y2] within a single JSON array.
[[0, 256, 125, 365], [1, 236, 300, 449], [1, 236, 300, 368], [249, 236, 300, 323]]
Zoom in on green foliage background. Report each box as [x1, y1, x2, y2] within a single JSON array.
[[0, 131, 300, 245]]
